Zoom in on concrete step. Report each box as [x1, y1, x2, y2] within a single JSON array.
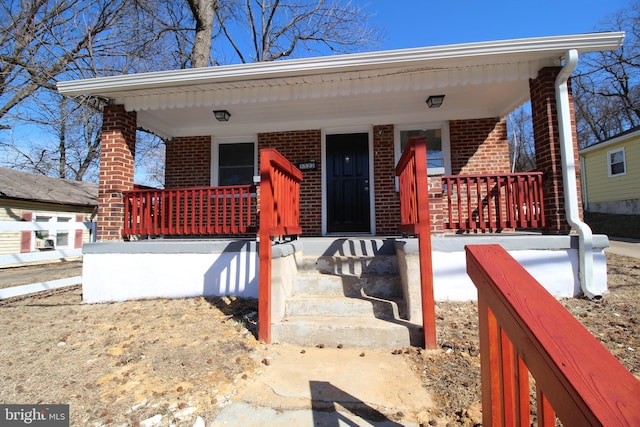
[[300, 238, 397, 258], [292, 273, 402, 298], [285, 295, 403, 319], [299, 255, 398, 276], [271, 316, 424, 348]]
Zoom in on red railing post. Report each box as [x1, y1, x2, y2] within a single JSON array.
[[396, 136, 436, 349], [466, 244, 640, 426], [258, 148, 303, 344], [258, 151, 274, 344]]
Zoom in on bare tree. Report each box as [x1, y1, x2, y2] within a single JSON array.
[[507, 106, 536, 172], [573, 1, 640, 147], [0, 91, 102, 180], [215, 0, 381, 63], [186, 0, 217, 67], [1, 0, 380, 183], [0, 0, 149, 128]]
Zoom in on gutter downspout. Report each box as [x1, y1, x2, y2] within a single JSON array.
[[555, 49, 601, 300]]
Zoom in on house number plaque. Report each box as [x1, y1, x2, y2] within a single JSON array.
[[297, 160, 317, 171]]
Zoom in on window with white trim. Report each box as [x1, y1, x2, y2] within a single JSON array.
[[396, 124, 450, 176], [33, 214, 74, 250], [215, 141, 256, 186], [608, 147, 626, 177]]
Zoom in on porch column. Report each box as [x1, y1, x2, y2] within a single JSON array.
[[529, 67, 582, 233], [97, 104, 136, 241]]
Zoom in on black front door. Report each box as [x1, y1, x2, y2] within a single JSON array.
[[326, 133, 370, 233]]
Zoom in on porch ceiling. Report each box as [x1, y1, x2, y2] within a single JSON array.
[[57, 32, 624, 139]]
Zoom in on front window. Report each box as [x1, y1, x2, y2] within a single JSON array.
[[397, 125, 449, 175], [218, 142, 255, 186], [608, 148, 626, 177]]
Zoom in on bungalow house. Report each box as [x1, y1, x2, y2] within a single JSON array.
[[0, 167, 97, 266], [57, 33, 622, 347], [580, 126, 640, 215]]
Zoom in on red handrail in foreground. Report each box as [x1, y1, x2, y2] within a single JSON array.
[[123, 185, 255, 238], [395, 136, 436, 349], [443, 172, 545, 231], [466, 244, 640, 426], [258, 148, 303, 343]]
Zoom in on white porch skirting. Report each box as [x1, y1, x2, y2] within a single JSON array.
[[81, 235, 609, 304], [82, 240, 262, 303]]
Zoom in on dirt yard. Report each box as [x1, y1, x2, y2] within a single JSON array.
[[406, 252, 640, 425], [0, 252, 638, 426]]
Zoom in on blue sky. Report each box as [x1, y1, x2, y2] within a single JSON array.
[[364, 0, 631, 50]]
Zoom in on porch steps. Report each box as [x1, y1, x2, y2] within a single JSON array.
[[272, 240, 423, 348]]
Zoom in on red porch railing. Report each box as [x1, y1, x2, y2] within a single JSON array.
[[395, 136, 436, 349], [258, 148, 303, 343], [122, 185, 256, 238], [466, 244, 640, 426], [443, 172, 545, 232]]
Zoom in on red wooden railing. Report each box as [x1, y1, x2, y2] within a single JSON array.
[[258, 148, 303, 343], [395, 136, 436, 349], [122, 185, 256, 238], [443, 172, 545, 231], [466, 244, 640, 426]]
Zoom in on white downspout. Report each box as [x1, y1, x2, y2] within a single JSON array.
[[555, 49, 601, 300]]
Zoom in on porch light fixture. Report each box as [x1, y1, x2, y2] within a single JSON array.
[[213, 110, 231, 122], [426, 95, 445, 108]]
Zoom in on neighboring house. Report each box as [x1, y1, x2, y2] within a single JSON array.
[[55, 33, 623, 347], [580, 127, 640, 214], [0, 167, 97, 258]]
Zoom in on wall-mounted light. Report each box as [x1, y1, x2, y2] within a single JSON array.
[[426, 95, 445, 108], [213, 110, 231, 121]]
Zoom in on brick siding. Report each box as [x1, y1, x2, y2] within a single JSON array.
[[165, 136, 212, 188], [372, 125, 400, 234], [449, 118, 511, 175], [258, 130, 322, 235]]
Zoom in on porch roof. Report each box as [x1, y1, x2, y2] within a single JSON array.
[[57, 32, 623, 139]]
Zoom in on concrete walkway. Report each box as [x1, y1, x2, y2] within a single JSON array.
[[606, 237, 640, 259], [210, 344, 433, 426]]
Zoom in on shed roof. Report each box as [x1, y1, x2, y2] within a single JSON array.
[[58, 32, 624, 139], [0, 167, 98, 207]]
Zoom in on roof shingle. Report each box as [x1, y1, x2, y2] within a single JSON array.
[[0, 167, 98, 207]]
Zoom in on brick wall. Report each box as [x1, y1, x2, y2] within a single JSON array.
[[258, 130, 322, 235], [98, 105, 136, 241], [372, 125, 400, 234], [449, 118, 511, 175], [165, 136, 212, 188], [530, 67, 581, 233]]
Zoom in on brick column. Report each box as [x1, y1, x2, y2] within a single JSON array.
[[97, 105, 136, 241], [530, 67, 581, 233]]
